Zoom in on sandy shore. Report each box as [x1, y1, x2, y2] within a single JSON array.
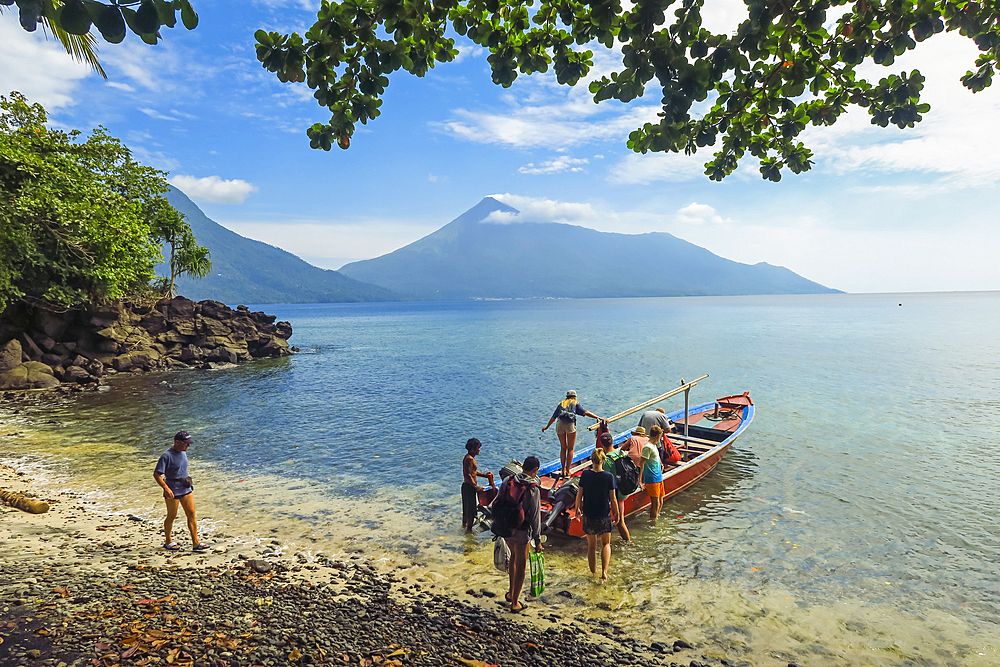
[[0, 463, 723, 667]]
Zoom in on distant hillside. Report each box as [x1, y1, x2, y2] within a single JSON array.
[[339, 197, 840, 299], [163, 188, 401, 304]]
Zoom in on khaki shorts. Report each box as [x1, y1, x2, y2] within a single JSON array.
[[555, 419, 576, 434]]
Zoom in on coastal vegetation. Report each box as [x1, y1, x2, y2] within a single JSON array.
[[0, 92, 208, 314], [254, 0, 1000, 181]]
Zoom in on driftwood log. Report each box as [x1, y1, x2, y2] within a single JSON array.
[[0, 488, 49, 514]]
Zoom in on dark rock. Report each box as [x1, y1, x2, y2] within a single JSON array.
[[20, 332, 43, 359], [249, 559, 273, 574], [40, 352, 64, 367], [673, 640, 693, 650]]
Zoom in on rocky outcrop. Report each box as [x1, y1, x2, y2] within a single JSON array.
[[0, 297, 294, 391]]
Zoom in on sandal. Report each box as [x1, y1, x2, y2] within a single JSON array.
[[505, 591, 512, 602], [510, 602, 527, 613], [193, 543, 212, 552], [163, 542, 180, 551]]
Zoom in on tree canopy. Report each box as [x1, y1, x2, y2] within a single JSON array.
[[2, 0, 198, 74], [254, 0, 1000, 181], [0, 92, 208, 313]]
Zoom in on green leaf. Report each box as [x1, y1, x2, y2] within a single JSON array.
[[93, 3, 126, 43], [134, 0, 160, 34], [180, 0, 197, 30], [59, 0, 92, 35], [153, 0, 175, 28]]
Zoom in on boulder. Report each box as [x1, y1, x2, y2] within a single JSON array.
[[163, 296, 196, 320], [20, 333, 43, 359], [158, 330, 191, 345], [0, 361, 60, 390], [112, 349, 160, 372], [0, 339, 22, 373], [33, 333, 56, 352], [172, 320, 197, 337], [40, 353, 65, 368], [257, 335, 291, 357], [206, 347, 238, 364], [63, 365, 93, 383], [140, 310, 169, 335], [275, 321, 293, 339], [33, 308, 69, 340], [201, 317, 232, 337], [199, 300, 232, 321]]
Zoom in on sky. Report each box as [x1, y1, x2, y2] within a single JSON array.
[[2, 0, 999, 294]]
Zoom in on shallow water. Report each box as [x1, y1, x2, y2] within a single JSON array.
[[2, 292, 999, 665]]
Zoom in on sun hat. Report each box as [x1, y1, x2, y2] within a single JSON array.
[[566, 390, 577, 398], [632, 426, 647, 436], [174, 431, 194, 444]]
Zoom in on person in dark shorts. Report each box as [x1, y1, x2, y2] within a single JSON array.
[[599, 432, 631, 541], [462, 438, 494, 533], [501, 456, 542, 613], [153, 431, 209, 552], [575, 448, 619, 579]]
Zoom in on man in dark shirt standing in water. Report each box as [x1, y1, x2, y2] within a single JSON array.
[[154, 431, 209, 552]]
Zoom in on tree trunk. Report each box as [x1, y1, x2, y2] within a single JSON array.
[[0, 488, 50, 514]]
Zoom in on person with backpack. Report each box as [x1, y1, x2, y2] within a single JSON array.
[[599, 433, 631, 541], [491, 456, 542, 613], [541, 390, 604, 477], [575, 447, 620, 579]]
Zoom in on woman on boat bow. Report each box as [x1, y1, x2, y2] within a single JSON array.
[[542, 390, 604, 477]]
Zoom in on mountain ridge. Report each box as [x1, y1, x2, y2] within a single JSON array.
[[163, 187, 402, 304], [339, 197, 839, 299]]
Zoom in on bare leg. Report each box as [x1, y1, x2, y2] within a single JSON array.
[[557, 432, 570, 475], [600, 532, 612, 579], [508, 541, 529, 611], [616, 498, 631, 541], [177, 493, 200, 546], [585, 534, 597, 574], [565, 430, 577, 475], [650, 496, 663, 520], [162, 497, 179, 544]]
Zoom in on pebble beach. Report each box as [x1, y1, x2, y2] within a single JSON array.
[[0, 463, 742, 667]]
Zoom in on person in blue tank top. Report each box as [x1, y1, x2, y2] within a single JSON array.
[[639, 431, 665, 520]]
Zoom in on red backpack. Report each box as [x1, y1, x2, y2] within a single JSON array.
[[490, 477, 530, 538]]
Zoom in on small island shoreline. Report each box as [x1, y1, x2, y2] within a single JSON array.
[[0, 464, 713, 667]]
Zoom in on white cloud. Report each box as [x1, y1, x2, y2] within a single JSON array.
[[0, 21, 90, 110], [674, 203, 730, 226], [140, 107, 183, 121], [106, 81, 135, 92], [608, 151, 709, 184], [432, 47, 660, 151], [169, 175, 258, 204], [486, 194, 608, 225], [518, 157, 589, 174], [218, 219, 440, 265]]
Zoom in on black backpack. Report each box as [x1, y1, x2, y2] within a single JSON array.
[[613, 454, 640, 496], [557, 403, 576, 422]]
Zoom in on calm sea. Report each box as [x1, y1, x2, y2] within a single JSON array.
[[3, 292, 998, 665]]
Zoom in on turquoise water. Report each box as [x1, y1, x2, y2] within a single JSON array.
[[3, 292, 999, 665]]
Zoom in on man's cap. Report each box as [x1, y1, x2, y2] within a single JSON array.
[[566, 390, 577, 398], [632, 426, 647, 436], [174, 431, 194, 444]]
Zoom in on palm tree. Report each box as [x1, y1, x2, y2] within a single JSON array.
[[2, 2, 107, 79]]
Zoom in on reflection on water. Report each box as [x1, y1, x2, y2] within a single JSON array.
[[3, 292, 999, 666]]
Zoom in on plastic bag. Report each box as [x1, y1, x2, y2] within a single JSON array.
[[493, 537, 510, 573], [529, 550, 545, 597]]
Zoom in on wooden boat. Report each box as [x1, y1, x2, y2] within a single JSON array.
[[477, 377, 754, 538]]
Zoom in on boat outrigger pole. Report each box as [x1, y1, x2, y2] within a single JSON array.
[[587, 375, 710, 440]]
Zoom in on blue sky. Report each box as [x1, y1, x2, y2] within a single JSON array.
[[2, 0, 999, 293]]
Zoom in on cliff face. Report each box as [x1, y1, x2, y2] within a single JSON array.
[[0, 297, 293, 391]]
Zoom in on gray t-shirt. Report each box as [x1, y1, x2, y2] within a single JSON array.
[[154, 448, 192, 497], [638, 410, 672, 435]]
